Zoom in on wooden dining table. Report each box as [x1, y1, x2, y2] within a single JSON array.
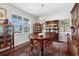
[[30, 35, 50, 56]]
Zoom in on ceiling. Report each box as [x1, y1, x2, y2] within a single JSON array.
[[10, 3, 75, 17]]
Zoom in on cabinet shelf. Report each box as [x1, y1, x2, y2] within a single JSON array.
[[46, 20, 59, 41], [33, 23, 42, 34], [0, 19, 14, 49]]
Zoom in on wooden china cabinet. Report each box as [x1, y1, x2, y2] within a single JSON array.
[[70, 3, 79, 55], [0, 19, 14, 50], [46, 20, 59, 41]]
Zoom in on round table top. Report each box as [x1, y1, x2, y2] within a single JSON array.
[[30, 35, 50, 40]]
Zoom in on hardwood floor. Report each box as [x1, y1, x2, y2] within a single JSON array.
[[17, 41, 67, 56], [0, 41, 68, 56], [52, 42, 67, 56]]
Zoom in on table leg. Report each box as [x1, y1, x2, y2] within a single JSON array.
[[41, 40, 43, 56]]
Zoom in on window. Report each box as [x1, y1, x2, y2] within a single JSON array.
[[9, 14, 22, 33], [23, 18, 30, 32]]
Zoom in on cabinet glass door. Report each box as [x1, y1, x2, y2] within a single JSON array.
[[0, 25, 3, 49], [6, 25, 11, 47]]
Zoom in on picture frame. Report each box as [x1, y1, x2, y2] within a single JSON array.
[[59, 19, 69, 27], [59, 27, 65, 32], [0, 7, 7, 20], [64, 27, 70, 32]]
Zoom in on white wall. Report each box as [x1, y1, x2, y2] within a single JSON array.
[[0, 3, 36, 46], [46, 11, 70, 20]]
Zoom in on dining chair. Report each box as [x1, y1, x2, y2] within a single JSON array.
[[29, 33, 41, 56]]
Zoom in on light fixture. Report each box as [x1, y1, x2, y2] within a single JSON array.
[[39, 4, 46, 34], [41, 4, 44, 7], [41, 4, 44, 23]]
